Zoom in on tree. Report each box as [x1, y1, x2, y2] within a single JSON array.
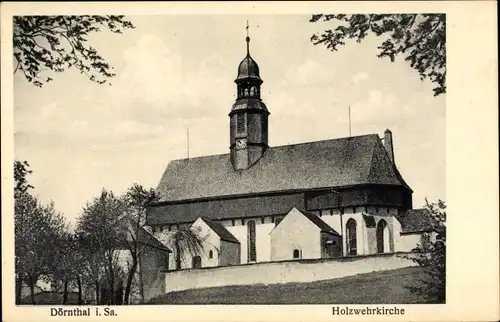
[[15, 160, 67, 304], [408, 199, 446, 303], [160, 225, 207, 271], [120, 184, 160, 304], [13, 15, 135, 87], [15, 197, 67, 304], [14, 160, 33, 304], [14, 160, 34, 196], [310, 14, 446, 96], [76, 232, 105, 304], [51, 231, 80, 304], [76, 189, 125, 305]]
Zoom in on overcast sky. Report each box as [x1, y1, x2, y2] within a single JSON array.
[[14, 15, 445, 225]]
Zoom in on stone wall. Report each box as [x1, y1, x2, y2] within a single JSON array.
[[162, 253, 417, 294]]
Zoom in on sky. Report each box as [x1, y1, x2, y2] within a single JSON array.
[[14, 15, 446, 226]]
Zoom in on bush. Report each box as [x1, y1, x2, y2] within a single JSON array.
[[408, 199, 446, 303]]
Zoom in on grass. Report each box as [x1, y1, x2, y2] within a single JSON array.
[[149, 266, 438, 304], [20, 292, 82, 305]]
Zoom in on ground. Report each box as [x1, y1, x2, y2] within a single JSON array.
[[149, 266, 438, 304], [20, 292, 82, 305]]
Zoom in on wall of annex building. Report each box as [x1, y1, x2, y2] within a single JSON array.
[[154, 205, 414, 268], [270, 208, 322, 261]]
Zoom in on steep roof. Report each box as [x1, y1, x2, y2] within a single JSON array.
[[200, 217, 240, 244], [397, 208, 436, 234], [156, 134, 410, 203], [299, 209, 340, 236], [272, 207, 340, 236]]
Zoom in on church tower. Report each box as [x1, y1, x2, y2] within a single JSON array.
[[229, 25, 270, 171]]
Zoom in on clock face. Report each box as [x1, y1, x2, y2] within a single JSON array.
[[235, 139, 247, 149]]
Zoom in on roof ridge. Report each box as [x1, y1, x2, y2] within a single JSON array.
[[168, 133, 379, 163]]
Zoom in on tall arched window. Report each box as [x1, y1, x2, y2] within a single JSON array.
[[376, 219, 390, 253], [346, 219, 357, 256], [208, 250, 213, 259], [247, 220, 257, 262]]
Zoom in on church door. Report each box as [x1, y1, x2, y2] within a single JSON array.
[[192, 256, 202, 269], [376, 219, 390, 253]]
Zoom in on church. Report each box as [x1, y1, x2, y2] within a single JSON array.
[[145, 32, 437, 271]]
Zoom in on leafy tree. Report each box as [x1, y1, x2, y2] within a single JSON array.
[[75, 232, 105, 304], [159, 225, 207, 271], [408, 199, 446, 303], [120, 183, 160, 304], [76, 189, 125, 304], [51, 231, 82, 304], [15, 160, 66, 304], [13, 15, 135, 87], [14, 160, 33, 304], [310, 14, 446, 96], [14, 160, 34, 195], [15, 197, 67, 304]]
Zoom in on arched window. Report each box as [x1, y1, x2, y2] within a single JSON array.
[[346, 219, 357, 256], [192, 256, 202, 269], [247, 220, 257, 262], [250, 86, 255, 96], [293, 249, 301, 259], [376, 219, 390, 253], [244, 88, 249, 97], [208, 250, 213, 259], [274, 217, 283, 227]]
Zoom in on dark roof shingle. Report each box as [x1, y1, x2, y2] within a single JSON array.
[[200, 217, 240, 244], [397, 208, 436, 234], [156, 134, 410, 203]]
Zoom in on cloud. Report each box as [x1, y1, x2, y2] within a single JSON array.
[[352, 72, 369, 84], [350, 90, 402, 124], [284, 59, 333, 86]]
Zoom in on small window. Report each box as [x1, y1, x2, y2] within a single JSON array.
[[237, 113, 245, 133], [332, 240, 337, 246], [209, 250, 213, 259], [274, 217, 283, 226], [293, 249, 301, 259]]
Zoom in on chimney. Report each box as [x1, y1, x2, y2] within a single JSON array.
[[384, 129, 395, 164]]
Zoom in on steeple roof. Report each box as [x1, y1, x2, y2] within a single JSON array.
[[235, 27, 262, 83]]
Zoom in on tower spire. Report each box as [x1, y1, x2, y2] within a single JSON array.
[[246, 20, 250, 56]]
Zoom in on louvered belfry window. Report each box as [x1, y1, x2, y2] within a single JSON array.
[[237, 113, 245, 133]]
